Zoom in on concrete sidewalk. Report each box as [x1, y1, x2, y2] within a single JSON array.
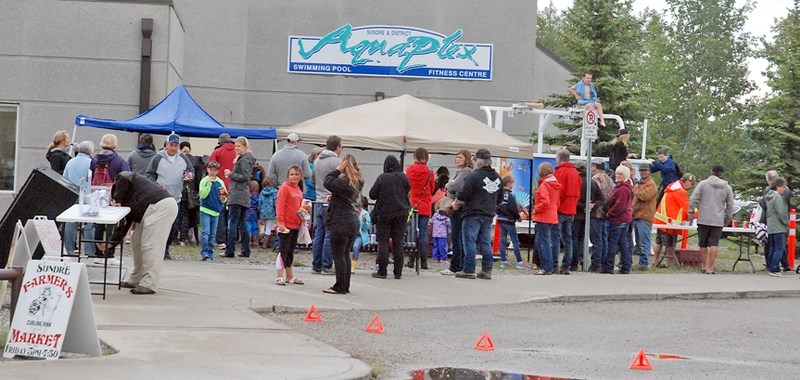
[[2, 258, 799, 380]]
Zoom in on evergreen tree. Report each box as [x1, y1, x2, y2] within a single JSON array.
[[539, 0, 644, 155], [742, 0, 800, 196]]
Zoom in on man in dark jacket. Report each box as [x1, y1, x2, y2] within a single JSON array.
[[369, 155, 411, 279], [571, 161, 599, 271], [453, 149, 502, 280], [111, 172, 178, 295]]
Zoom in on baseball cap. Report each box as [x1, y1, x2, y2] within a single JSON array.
[[475, 148, 492, 160], [681, 173, 696, 183], [207, 160, 220, 169], [167, 132, 180, 144], [287, 133, 301, 142]]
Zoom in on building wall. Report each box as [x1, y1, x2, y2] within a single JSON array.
[[0, 0, 572, 212], [0, 0, 182, 211]]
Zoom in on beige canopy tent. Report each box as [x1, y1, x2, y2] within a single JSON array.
[[277, 94, 534, 159]]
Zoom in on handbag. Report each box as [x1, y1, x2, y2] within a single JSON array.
[[438, 196, 454, 218]]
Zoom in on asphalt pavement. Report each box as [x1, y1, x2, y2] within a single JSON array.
[[1, 256, 799, 380]]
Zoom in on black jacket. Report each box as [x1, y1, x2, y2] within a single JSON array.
[[608, 141, 628, 171], [496, 188, 520, 223], [109, 171, 172, 243], [369, 155, 411, 224], [47, 148, 71, 175], [324, 169, 362, 234], [457, 166, 503, 218]]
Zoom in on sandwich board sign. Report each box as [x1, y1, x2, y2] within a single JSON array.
[[3, 258, 100, 359]]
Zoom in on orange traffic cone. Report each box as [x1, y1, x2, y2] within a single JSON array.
[[629, 349, 653, 370], [304, 304, 323, 323], [473, 331, 495, 351], [364, 315, 384, 334]]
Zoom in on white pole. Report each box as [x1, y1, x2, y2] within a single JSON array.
[[641, 119, 648, 159]]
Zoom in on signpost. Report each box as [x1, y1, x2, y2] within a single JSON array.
[[582, 110, 598, 271]]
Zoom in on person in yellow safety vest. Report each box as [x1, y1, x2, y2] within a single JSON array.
[[652, 173, 695, 267]]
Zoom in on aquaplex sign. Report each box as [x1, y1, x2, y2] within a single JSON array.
[[288, 24, 493, 81]]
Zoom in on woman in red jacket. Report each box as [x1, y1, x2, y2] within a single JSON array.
[[405, 147, 435, 270], [275, 166, 305, 286], [533, 163, 561, 275]]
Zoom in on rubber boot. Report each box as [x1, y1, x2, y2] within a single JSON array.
[[351, 259, 358, 274]]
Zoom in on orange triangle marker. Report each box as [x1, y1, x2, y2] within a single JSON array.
[[304, 304, 323, 323], [629, 349, 653, 370], [364, 315, 384, 334], [473, 331, 495, 351]]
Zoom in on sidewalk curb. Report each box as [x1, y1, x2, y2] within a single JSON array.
[[268, 289, 800, 314], [537, 289, 800, 303]]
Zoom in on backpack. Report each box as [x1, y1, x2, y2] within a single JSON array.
[[92, 164, 113, 186]]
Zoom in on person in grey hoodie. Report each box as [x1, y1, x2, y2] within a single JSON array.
[[127, 133, 157, 175], [310, 135, 342, 274], [688, 164, 734, 275], [146, 133, 193, 259], [267, 133, 311, 188]]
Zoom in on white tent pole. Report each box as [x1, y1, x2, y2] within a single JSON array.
[[70, 124, 78, 156]]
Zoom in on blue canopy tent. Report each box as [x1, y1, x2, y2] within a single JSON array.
[[74, 84, 276, 139]]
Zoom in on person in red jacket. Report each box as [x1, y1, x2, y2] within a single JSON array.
[[275, 166, 305, 286], [405, 147, 435, 270], [603, 165, 634, 274], [533, 163, 561, 275], [209, 133, 237, 247], [553, 149, 581, 274]]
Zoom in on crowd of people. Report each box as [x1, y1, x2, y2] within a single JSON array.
[[46, 123, 796, 295]]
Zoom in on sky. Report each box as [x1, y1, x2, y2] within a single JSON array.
[[543, 0, 794, 95]]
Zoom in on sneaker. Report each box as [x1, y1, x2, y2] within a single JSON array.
[[455, 271, 476, 279], [312, 268, 323, 275], [500, 261, 509, 268], [476, 271, 491, 280], [120, 281, 137, 289], [516, 262, 528, 269], [216, 243, 227, 250], [124, 235, 131, 244], [768, 271, 784, 278], [440, 269, 455, 275], [130, 286, 156, 295], [94, 258, 121, 266], [371, 272, 387, 279], [321, 269, 335, 275]]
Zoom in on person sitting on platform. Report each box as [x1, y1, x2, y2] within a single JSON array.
[[568, 71, 606, 127]]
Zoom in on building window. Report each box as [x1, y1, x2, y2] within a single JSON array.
[[0, 105, 18, 191]]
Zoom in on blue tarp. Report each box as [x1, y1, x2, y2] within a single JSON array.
[[75, 84, 276, 139]]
